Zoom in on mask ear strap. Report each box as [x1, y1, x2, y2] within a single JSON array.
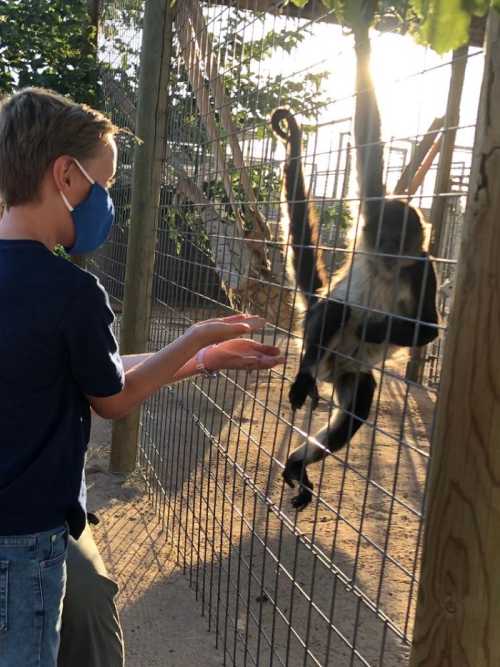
[[60, 191, 74, 212], [73, 158, 95, 185]]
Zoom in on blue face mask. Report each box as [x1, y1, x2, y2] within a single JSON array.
[[61, 158, 115, 256]]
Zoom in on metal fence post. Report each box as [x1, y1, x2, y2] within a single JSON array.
[[109, 0, 173, 473], [410, 11, 500, 665]]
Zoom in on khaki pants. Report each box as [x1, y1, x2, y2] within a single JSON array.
[[58, 524, 124, 667]]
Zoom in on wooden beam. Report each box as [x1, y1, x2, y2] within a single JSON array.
[[407, 135, 442, 196], [210, 0, 338, 24], [209, 2, 486, 46], [409, 10, 500, 666], [393, 116, 444, 195], [429, 46, 468, 257]]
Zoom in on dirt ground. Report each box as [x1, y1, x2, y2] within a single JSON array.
[[87, 418, 224, 667], [90, 312, 437, 666]]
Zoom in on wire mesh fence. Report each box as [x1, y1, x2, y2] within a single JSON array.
[[95, 2, 484, 664]]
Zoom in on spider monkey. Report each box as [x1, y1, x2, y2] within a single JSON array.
[[271, 22, 439, 511]]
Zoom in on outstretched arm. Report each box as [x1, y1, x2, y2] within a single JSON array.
[[120, 339, 284, 382], [88, 315, 277, 420]]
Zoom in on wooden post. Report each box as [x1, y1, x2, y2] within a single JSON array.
[[429, 45, 468, 257], [393, 116, 444, 195], [109, 0, 173, 473], [406, 45, 467, 384], [410, 11, 500, 666]]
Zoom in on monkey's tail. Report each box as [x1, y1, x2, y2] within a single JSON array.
[[271, 107, 302, 147], [270, 108, 327, 305]]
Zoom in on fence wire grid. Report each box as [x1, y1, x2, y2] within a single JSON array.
[[95, 2, 484, 665]]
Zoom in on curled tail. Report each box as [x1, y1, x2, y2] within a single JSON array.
[[271, 108, 327, 305]]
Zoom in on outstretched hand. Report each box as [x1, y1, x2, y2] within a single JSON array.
[[187, 314, 266, 347], [203, 338, 285, 372]]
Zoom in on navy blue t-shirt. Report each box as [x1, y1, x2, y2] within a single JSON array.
[[0, 240, 124, 538]]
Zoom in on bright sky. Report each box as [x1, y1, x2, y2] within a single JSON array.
[[262, 21, 483, 138], [257, 20, 484, 201]]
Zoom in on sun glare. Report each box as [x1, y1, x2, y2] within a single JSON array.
[[261, 19, 483, 203]]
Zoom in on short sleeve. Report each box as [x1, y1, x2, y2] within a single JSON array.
[[61, 275, 125, 397]]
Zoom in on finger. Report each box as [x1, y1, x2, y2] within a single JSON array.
[[257, 355, 286, 368], [236, 316, 265, 331], [243, 356, 259, 366], [220, 314, 252, 322], [194, 317, 219, 325], [220, 319, 265, 337], [234, 356, 259, 370], [231, 323, 252, 335], [251, 344, 282, 355], [220, 314, 264, 324], [244, 356, 284, 370]]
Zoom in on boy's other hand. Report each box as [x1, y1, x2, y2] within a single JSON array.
[[187, 313, 266, 347], [203, 339, 285, 372]]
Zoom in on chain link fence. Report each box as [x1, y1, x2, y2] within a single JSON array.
[[94, 2, 483, 664]]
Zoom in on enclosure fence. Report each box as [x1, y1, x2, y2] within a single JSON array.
[[94, 2, 486, 665]]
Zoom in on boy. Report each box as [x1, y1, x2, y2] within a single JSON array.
[[0, 87, 283, 667]]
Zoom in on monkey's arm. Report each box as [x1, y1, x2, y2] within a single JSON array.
[[354, 22, 385, 205], [358, 257, 439, 347], [290, 299, 351, 410]]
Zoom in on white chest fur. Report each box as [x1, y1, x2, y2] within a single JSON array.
[[318, 255, 413, 378]]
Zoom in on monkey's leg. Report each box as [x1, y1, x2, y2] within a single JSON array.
[[284, 371, 376, 511]]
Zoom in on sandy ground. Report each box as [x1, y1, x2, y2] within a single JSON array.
[[94, 314, 437, 666], [87, 418, 225, 667]]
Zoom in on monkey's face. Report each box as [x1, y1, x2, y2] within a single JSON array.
[[364, 200, 424, 269]]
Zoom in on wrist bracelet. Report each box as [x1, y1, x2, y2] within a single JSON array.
[[195, 345, 219, 379]]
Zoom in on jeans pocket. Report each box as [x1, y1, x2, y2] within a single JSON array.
[[37, 551, 67, 664], [47, 526, 68, 562], [0, 561, 8, 632]]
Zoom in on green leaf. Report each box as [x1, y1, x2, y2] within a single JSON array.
[[288, 0, 310, 7], [411, 0, 472, 53]]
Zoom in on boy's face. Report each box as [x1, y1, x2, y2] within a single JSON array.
[[59, 136, 117, 249]]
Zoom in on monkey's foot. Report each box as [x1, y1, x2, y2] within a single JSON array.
[[291, 486, 313, 511], [289, 373, 319, 411], [283, 460, 314, 511]]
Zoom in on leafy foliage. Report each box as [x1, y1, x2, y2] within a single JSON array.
[[159, 7, 336, 254], [53, 245, 70, 260], [286, 0, 494, 52], [319, 202, 352, 236], [169, 8, 331, 145], [0, 0, 98, 104]]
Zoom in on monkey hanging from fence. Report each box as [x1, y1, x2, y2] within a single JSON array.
[[270, 18, 439, 511]]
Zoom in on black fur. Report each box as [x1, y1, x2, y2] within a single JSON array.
[[284, 371, 377, 511], [271, 108, 326, 304], [271, 23, 439, 512]]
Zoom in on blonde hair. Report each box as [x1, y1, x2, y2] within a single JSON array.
[[0, 87, 118, 207]]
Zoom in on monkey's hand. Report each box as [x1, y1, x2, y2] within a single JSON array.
[[356, 316, 389, 344], [289, 372, 319, 411]]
